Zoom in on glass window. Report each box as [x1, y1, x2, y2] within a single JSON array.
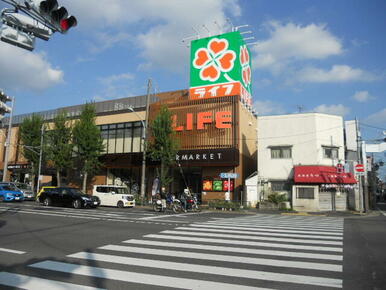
[[132, 126, 141, 152], [297, 187, 314, 199], [101, 130, 108, 153], [271, 181, 290, 191], [271, 147, 292, 159], [323, 147, 338, 159], [116, 128, 124, 153], [108, 129, 116, 154], [124, 127, 133, 153]]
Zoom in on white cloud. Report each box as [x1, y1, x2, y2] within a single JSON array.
[[351, 90, 376, 102], [0, 42, 63, 91], [313, 104, 350, 116], [99, 73, 135, 86], [294, 65, 379, 83], [96, 73, 136, 99], [365, 108, 386, 127], [253, 21, 343, 73], [253, 100, 286, 116], [62, 0, 240, 72]]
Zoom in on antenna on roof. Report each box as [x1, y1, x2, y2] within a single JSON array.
[[297, 105, 305, 113], [202, 24, 210, 37], [214, 20, 222, 34], [226, 18, 234, 32]]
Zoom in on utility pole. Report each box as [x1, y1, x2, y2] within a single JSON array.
[[36, 124, 44, 193], [140, 79, 151, 199], [356, 118, 364, 213], [2, 96, 14, 182]]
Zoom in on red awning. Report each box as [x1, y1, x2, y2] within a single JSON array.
[[294, 165, 357, 184]]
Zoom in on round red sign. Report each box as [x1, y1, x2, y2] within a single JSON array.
[[355, 164, 365, 172]]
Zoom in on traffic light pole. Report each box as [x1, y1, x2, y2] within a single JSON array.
[[2, 96, 14, 182]]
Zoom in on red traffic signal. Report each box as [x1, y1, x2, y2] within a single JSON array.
[[33, 0, 77, 33]]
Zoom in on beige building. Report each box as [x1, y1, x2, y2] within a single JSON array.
[[0, 89, 257, 203]]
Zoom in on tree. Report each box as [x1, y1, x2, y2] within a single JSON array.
[[147, 105, 179, 191], [72, 104, 104, 192], [46, 111, 73, 187], [19, 114, 44, 192]]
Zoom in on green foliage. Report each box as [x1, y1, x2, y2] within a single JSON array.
[[268, 192, 288, 204], [147, 105, 180, 189], [72, 104, 104, 190], [19, 114, 44, 175], [46, 111, 73, 186], [208, 199, 241, 211]]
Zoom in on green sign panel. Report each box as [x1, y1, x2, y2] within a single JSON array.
[[189, 31, 252, 104]]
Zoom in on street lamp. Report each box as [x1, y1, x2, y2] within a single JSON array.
[[127, 106, 147, 199]]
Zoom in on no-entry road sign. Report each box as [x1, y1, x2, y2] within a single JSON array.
[[355, 164, 365, 172]]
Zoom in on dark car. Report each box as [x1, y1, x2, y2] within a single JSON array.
[[38, 187, 100, 209]]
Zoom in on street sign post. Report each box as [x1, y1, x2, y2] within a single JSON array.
[[355, 164, 365, 176], [219, 173, 239, 201]]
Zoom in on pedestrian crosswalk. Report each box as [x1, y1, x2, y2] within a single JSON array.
[[0, 204, 189, 225], [0, 214, 344, 289]]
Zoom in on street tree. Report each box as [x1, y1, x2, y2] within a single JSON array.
[[147, 105, 179, 191], [46, 111, 73, 187], [72, 104, 104, 192], [19, 114, 44, 192]]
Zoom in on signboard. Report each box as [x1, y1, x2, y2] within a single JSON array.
[[189, 31, 252, 105], [355, 164, 365, 172], [213, 180, 223, 191], [219, 172, 239, 179]]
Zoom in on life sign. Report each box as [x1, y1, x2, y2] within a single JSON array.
[[189, 31, 252, 105], [173, 111, 232, 131]]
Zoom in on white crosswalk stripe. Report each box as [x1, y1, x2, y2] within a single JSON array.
[[0, 214, 344, 289]]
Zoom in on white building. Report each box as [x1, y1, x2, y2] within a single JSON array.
[[257, 113, 357, 212]]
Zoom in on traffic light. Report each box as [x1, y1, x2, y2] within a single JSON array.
[[0, 90, 12, 119], [30, 0, 77, 33], [0, 25, 35, 51]]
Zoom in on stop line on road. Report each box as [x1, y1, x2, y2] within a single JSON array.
[[0, 213, 344, 289]]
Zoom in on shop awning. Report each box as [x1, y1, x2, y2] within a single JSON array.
[[294, 165, 357, 184]]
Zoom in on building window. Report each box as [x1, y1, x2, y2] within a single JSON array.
[[271, 181, 291, 191], [323, 146, 338, 159], [99, 121, 143, 154], [271, 146, 292, 159], [297, 187, 315, 199]]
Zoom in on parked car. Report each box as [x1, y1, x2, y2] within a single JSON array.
[[38, 187, 100, 209], [0, 184, 24, 202], [36, 186, 56, 201], [14, 183, 34, 201], [93, 185, 135, 208]]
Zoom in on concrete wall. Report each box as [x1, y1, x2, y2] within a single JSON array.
[[292, 185, 319, 211]]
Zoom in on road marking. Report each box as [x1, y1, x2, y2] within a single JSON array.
[[144, 234, 343, 252], [0, 207, 187, 224], [0, 272, 102, 289], [124, 238, 343, 260], [0, 247, 26, 254], [176, 226, 343, 240], [190, 223, 343, 236], [30, 260, 273, 290], [160, 230, 343, 245], [97, 244, 342, 272], [67, 253, 342, 288], [205, 221, 343, 232]]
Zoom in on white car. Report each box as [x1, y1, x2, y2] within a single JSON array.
[[92, 185, 135, 208]]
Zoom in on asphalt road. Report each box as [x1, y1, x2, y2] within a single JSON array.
[[0, 201, 385, 289]]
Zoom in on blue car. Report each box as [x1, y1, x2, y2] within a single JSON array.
[[0, 185, 24, 202]]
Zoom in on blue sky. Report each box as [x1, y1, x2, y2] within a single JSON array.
[[0, 0, 385, 174]]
